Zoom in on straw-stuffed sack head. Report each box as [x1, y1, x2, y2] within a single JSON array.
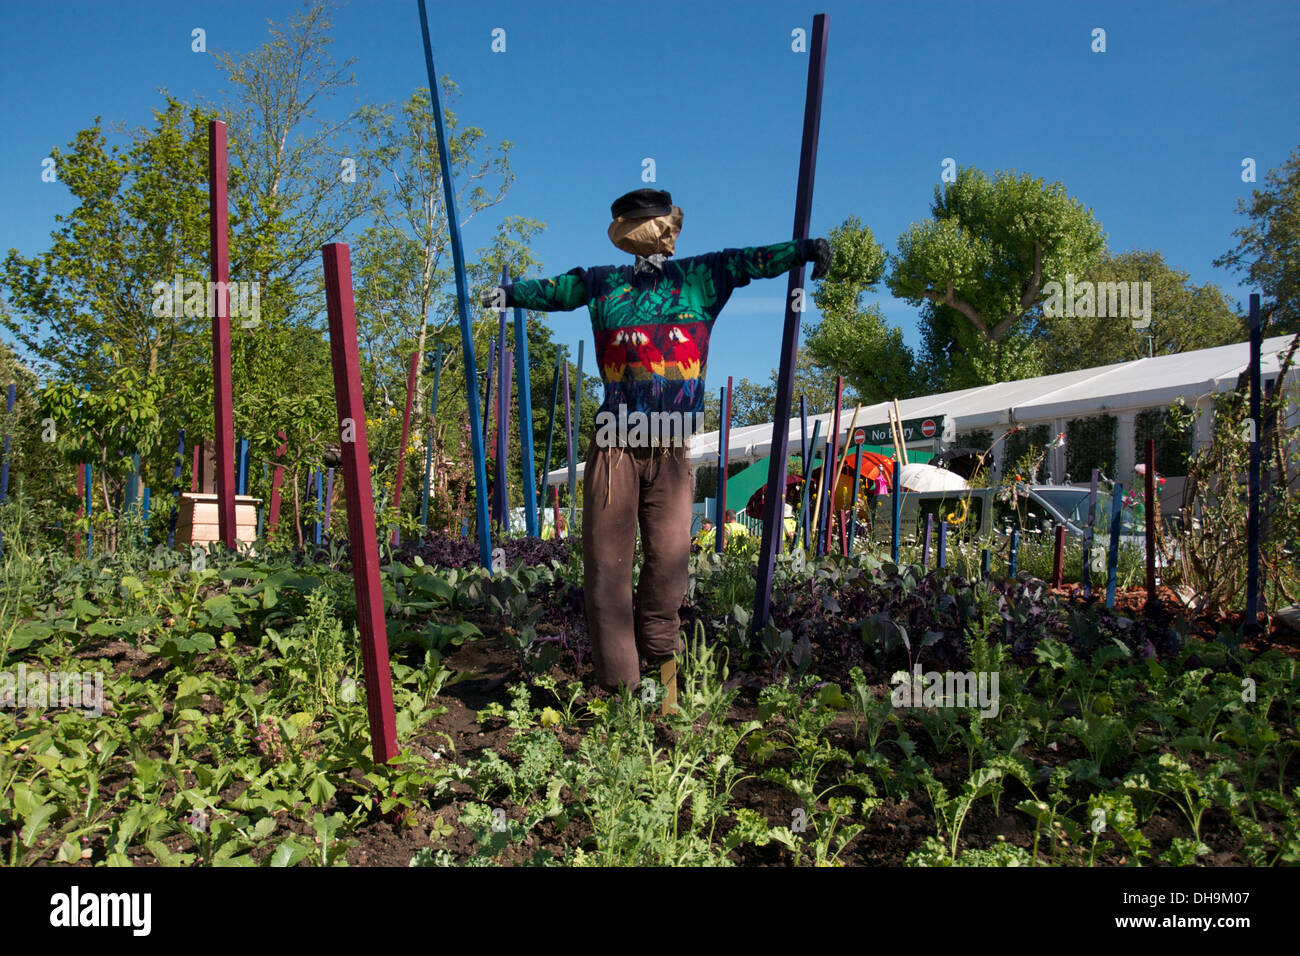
[[607, 188, 683, 256]]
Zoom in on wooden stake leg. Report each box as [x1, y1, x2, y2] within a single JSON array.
[[660, 657, 678, 716]]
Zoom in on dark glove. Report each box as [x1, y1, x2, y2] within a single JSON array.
[[480, 286, 506, 309], [809, 238, 832, 280]]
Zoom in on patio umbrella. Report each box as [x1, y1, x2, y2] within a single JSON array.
[[746, 473, 804, 519], [899, 462, 969, 493]]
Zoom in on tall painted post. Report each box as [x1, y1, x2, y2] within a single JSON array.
[[267, 432, 288, 532], [191, 445, 201, 493], [167, 429, 185, 549], [1082, 468, 1099, 598], [209, 120, 237, 550], [922, 513, 933, 568], [822, 375, 844, 556], [798, 420, 821, 552], [85, 463, 93, 556], [258, 465, 266, 539], [1010, 527, 1021, 579], [392, 351, 419, 546], [1144, 438, 1157, 608], [1053, 524, 1066, 589], [1246, 294, 1261, 636], [420, 343, 443, 533], [321, 242, 398, 763], [124, 454, 140, 509], [324, 469, 336, 530], [312, 469, 324, 547], [142, 487, 151, 545], [715, 385, 729, 552], [538, 345, 562, 533], [752, 12, 828, 635], [798, 395, 810, 545], [0, 383, 14, 501], [563, 360, 576, 526], [236, 438, 250, 496], [484, 338, 496, 456], [417, 0, 492, 570], [572, 341, 583, 528], [500, 349, 514, 534], [511, 273, 538, 537], [937, 520, 948, 570], [847, 442, 864, 555], [495, 266, 511, 534], [552, 484, 561, 537], [890, 459, 901, 565], [1105, 484, 1122, 608]]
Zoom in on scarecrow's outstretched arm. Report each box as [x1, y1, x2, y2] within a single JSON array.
[[482, 267, 589, 312], [713, 238, 829, 291]]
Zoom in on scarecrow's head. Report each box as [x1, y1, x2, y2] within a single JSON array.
[[608, 188, 683, 257]]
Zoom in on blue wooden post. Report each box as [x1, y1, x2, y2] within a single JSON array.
[[571, 340, 583, 529], [484, 337, 496, 456], [142, 487, 151, 544], [500, 348, 513, 535], [890, 459, 901, 564], [922, 513, 933, 568], [417, 0, 492, 569], [938, 520, 948, 570], [495, 267, 510, 532], [1246, 294, 1261, 635], [512, 280, 538, 536], [236, 437, 250, 495], [1009, 527, 1020, 578], [1106, 483, 1123, 608], [1082, 468, 1099, 599], [0, 383, 14, 502]]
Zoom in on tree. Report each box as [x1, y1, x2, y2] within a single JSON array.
[[1214, 146, 1300, 334], [1041, 249, 1243, 373], [889, 167, 1105, 388]]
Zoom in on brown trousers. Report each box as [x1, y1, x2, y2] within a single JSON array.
[[582, 440, 693, 691]]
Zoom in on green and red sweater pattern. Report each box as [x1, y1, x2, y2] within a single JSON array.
[[502, 239, 819, 418]]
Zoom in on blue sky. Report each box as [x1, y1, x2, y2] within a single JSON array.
[[2, 0, 1297, 389]]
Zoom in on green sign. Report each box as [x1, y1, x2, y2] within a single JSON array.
[[853, 415, 947, 446]]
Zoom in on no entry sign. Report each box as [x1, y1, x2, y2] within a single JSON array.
[[852, 428, 865, 445], [857, 415, 946, 445], [921, 419, 937, 438]]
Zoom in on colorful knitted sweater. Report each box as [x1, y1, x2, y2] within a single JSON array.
[[502, 239, 819, 418]]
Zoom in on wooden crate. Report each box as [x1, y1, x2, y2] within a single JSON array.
[[176, 493, 261, 547]]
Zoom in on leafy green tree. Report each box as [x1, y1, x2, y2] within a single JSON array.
[[805, 216, 920, 403], [1041, 249, 1243, 373], [1214, 146, 1300, 334], [889, 167, 1105, 389]]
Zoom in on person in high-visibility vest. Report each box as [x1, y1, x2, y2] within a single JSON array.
[[693, 518, 715, 550]]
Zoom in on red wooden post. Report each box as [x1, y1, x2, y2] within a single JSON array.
[[268, 431, 288, 531], [321, 243, 399, 764], [191, 444, 201, 493], [1144, 437, 1157, 608], [1052, 524, 1065, 589], [839, 510, 848, 557], [392, 351, 419, 545], [208, 120, 236, 549]]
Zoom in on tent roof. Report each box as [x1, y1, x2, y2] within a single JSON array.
[[545, 334, 1298, 483]]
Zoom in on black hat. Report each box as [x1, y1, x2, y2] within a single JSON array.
[[611, 188, 673, 220]]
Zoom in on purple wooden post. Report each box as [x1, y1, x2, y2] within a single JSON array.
[[821, 375, 844, 556], [1053, 524, 1066, 589], [752, 13, 827, 635], [1144, 438, 1157, 607], [209, 120, 236, 549], [715, 384, 730, 553], [496, 265, 510, 533], [922, 512, 933, 568], [1245, 293, 1261, 635], [321, 242, 399, 764], [937, 519, 948, 570], [563, 360, 575, 521], [392, 351, 419, 546]]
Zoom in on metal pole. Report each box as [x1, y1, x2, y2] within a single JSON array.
[[417, 0, 492, 569], [752, 12, 828, 635]]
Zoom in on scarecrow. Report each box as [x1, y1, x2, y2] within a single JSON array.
[[483, 189, 829, 703]]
